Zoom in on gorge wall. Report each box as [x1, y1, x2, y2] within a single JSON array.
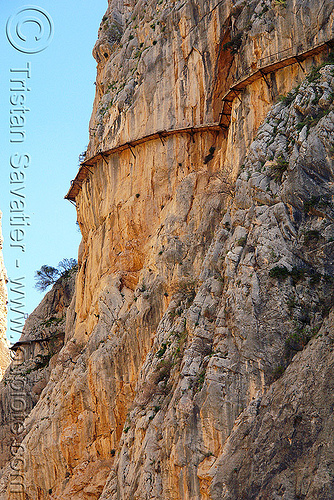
[[0, 271, 76, 473], [1, 0, 334, 499]]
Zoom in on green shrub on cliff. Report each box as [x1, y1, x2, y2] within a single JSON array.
[[35, 258, 78, 292]]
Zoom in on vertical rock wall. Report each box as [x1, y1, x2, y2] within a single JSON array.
[[0, 1, 334, 499], [0, 271, 76, 471]]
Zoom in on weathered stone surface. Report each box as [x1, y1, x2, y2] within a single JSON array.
[[99, 62, 334, 500], [210, 313, 334, 500], [0, 271, 76, 474], [0, 1, 334, 499], [88, 0, 333, 162]]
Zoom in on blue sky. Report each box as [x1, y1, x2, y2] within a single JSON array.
[[0, 1, 107, 342]]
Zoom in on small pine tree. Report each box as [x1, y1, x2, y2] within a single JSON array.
[[35, 259, 78, 292], [57, 258, 78, 276], [35, 265, 60, 292]]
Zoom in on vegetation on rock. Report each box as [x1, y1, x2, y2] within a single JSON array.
[[35, 258, 78, 291]]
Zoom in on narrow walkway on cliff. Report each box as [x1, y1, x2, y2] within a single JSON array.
[[219, 39, 334, 127], [65, 37, 334, 203]]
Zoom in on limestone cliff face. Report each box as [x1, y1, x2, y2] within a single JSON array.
[[1, 1, 334, 499], [0, 213, 10, 380], [104, 64, 334, 500], [88, 0, 333, 166], [0, 271, 76, 472]]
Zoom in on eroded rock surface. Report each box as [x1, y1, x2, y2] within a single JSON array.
[[0, 271, 76, 473], [100, 62, 334, 500]]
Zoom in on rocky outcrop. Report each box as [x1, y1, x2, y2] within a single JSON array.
[[210, 312, 334, 500], [0, 270, 76, 473], [102, 63, 334, 500], [0, 1, 334, 499], [88, 0, 333, 160], [0, 213, 10, 380]]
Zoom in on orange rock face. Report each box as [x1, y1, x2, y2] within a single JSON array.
[[1, 1, 334, 499]]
